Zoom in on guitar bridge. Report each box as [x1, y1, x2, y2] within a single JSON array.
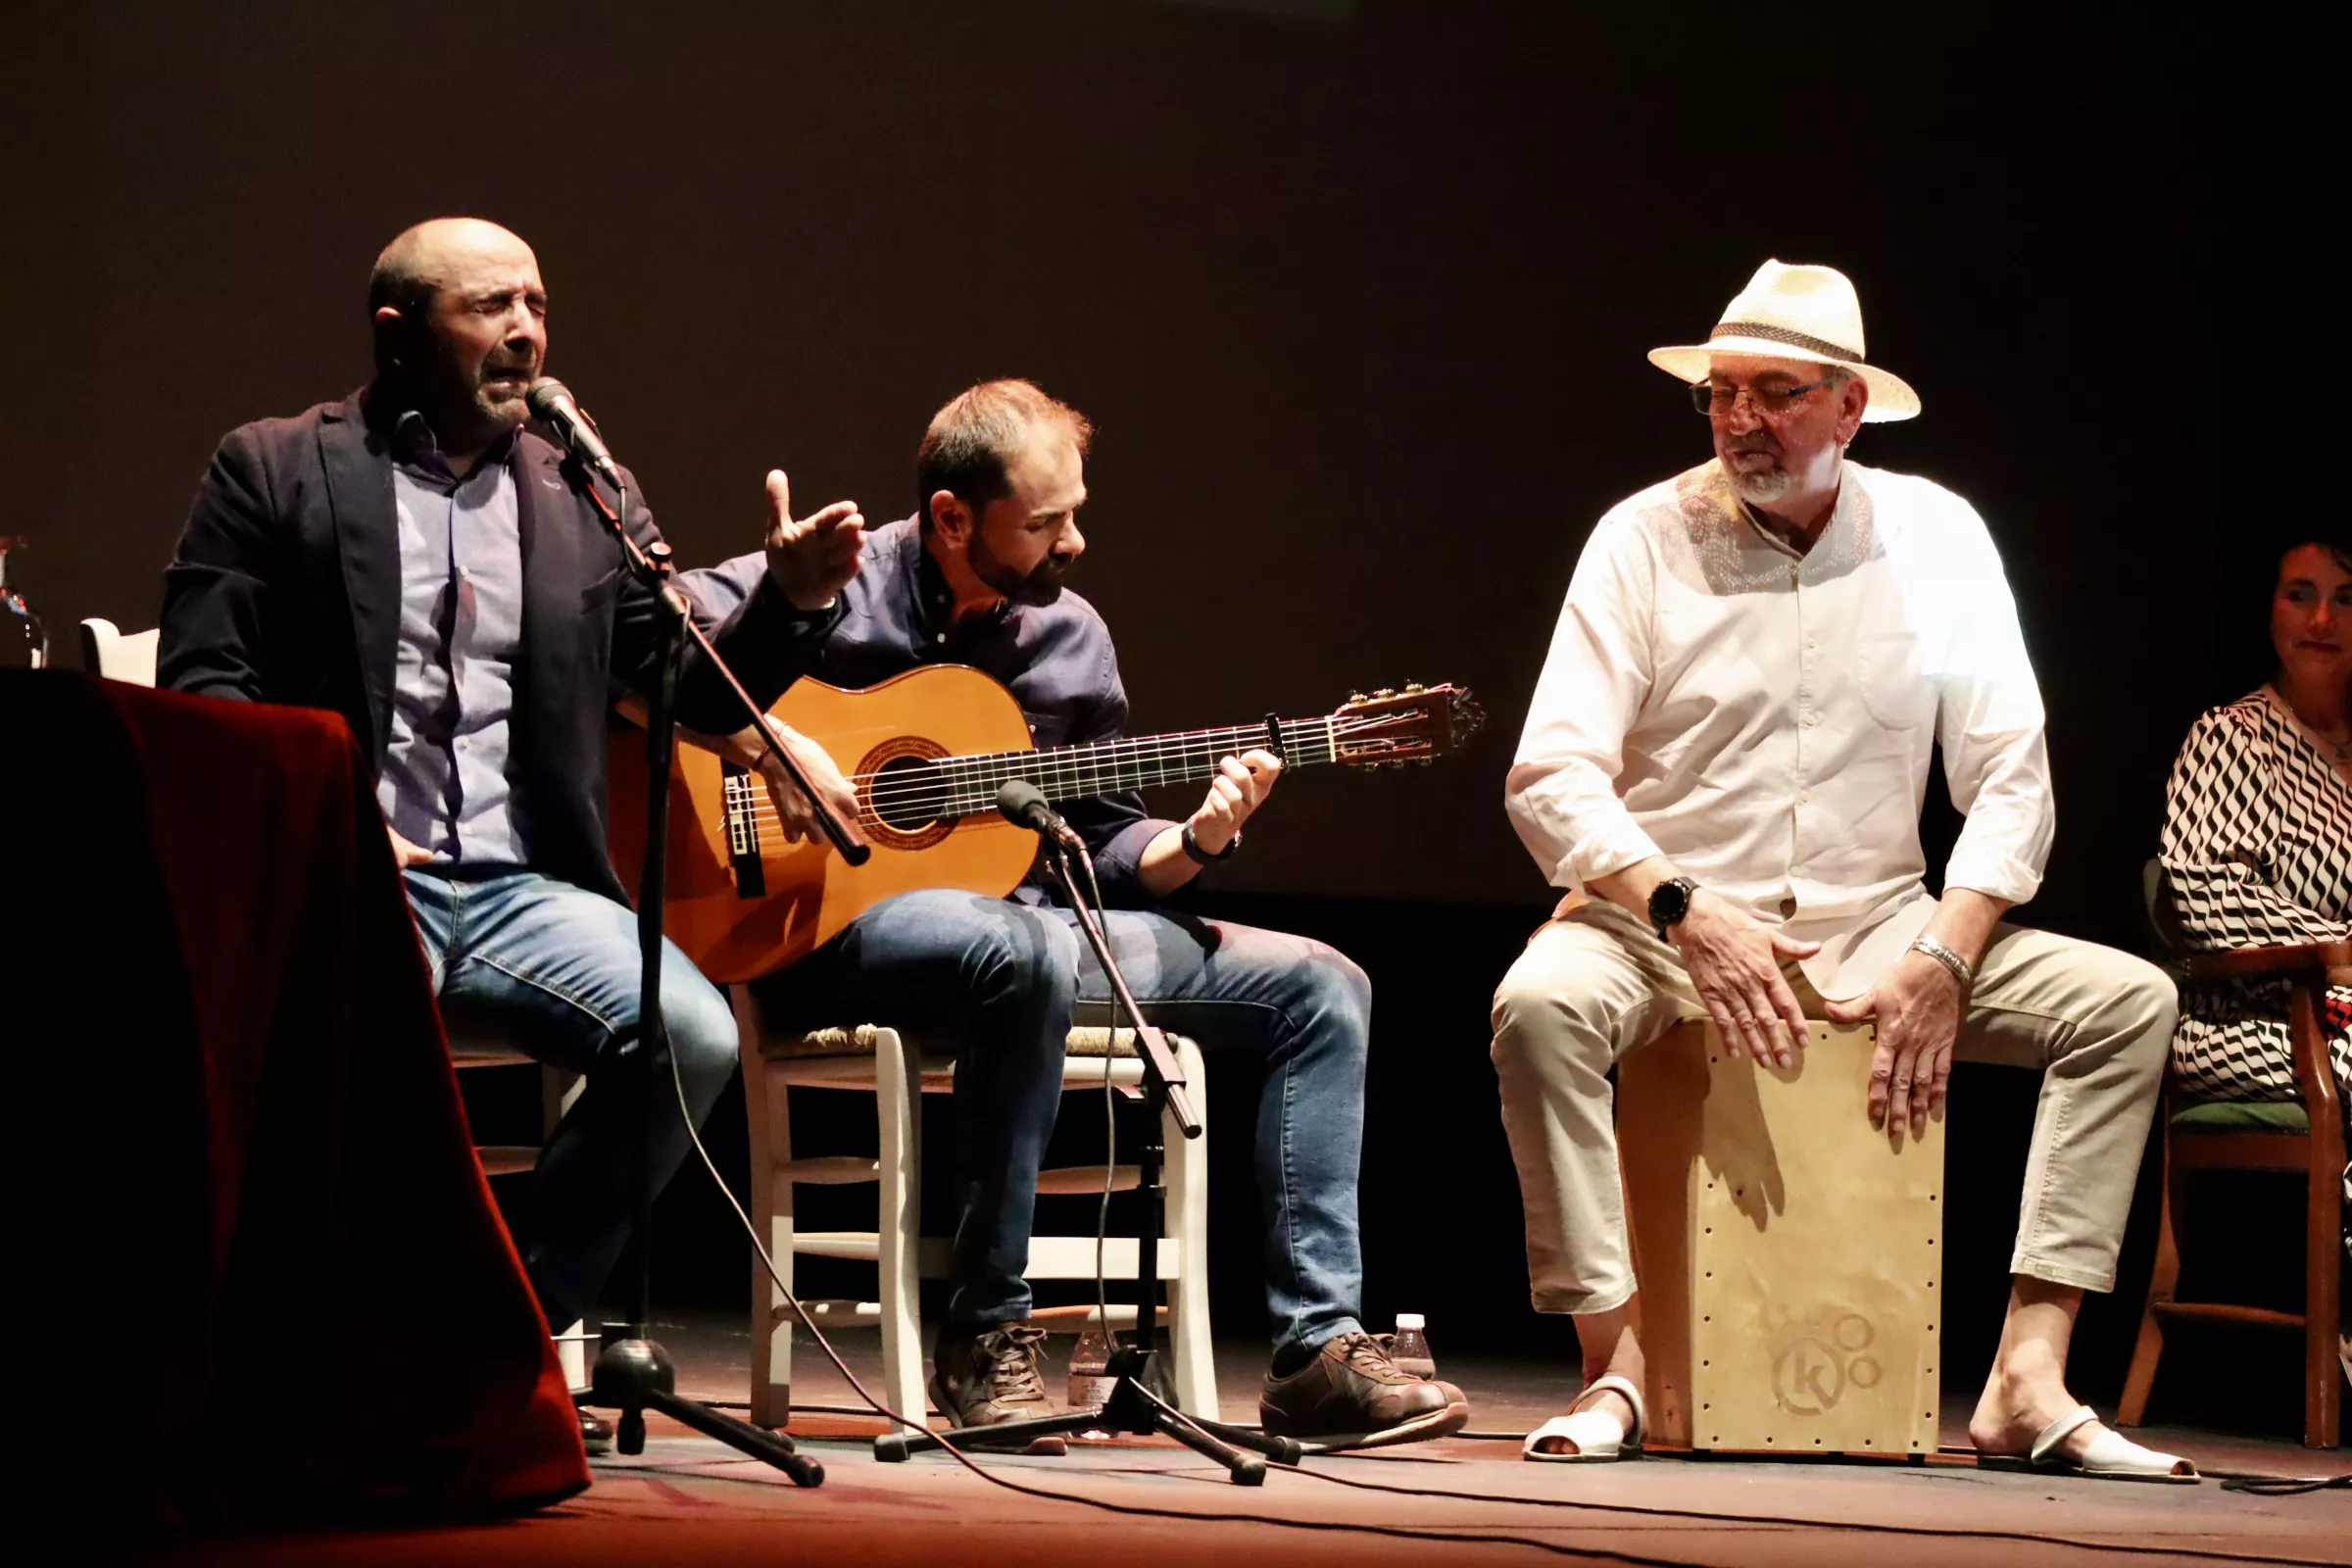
[[720, 763, 767, 899]]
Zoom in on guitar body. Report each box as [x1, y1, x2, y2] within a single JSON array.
[[608, 663, 1043, 983], [610, 664, 1483, 984]]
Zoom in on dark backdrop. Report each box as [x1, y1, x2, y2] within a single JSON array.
[[3, 0, 2237, 924], [10, 2, 2286, 1427]]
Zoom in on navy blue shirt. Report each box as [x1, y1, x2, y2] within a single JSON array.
[[677, 517, 1177, 906]]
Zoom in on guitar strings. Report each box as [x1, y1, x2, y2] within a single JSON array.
[[724, 720, 1355, 811], [836, 711, 1412, 799], [841, 718, 1339, 790], [720, 711, 1425, 828], [726, 713, 1416, 817]]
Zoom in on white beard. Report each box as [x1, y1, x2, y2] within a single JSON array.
[[1730, 466, 1795, 505]]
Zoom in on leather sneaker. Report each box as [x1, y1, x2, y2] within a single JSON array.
[[578, 1408, 613, 1457], [930, 1322, 1059, 1429], [1260, 1330, 1470, 1449]]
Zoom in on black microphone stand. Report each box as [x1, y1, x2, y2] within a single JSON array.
[[871, 832, 1301, 1485], [560, 455, 866, 1488]]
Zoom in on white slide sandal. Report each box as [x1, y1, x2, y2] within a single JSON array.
[[1980, 1405, 2198, 1483], [1522, 1374, 1645, 1463]]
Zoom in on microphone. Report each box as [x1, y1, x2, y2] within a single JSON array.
[[525, 377, 623, 490], [996, 779, 1083, 850]]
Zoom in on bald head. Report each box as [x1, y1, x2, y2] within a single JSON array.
[[368, 218, 547, 459], [368, 218, 534, 317]]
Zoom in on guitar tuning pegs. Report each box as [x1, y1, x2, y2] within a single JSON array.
[[1348, 691, 1367, 704], [1404, 680, 1424, 693], [1373, 687, 1396, 699], [1417, 757, 1435, 767]]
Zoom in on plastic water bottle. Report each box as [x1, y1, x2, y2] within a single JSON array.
[[1390, 1313, 1436, 1380], [1068, 1327, 1116, 1414]]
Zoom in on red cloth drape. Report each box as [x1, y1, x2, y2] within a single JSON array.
[[1, 671, 586, 1544]]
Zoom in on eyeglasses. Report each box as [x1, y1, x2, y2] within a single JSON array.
[[1690, 378, 1836, 417]]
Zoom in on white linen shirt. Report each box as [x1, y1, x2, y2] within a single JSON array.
[[1505, 458, 2053, 1000]]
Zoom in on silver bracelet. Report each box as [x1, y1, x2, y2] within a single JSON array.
[[1908, 933, 1975, 990]]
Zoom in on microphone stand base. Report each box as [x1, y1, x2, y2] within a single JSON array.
[[590, 1328, 824, 1487]]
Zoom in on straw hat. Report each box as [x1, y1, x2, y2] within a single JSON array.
[[1648, 260, 1920, 422]]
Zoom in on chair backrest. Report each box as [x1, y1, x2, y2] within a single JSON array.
[[2141, 858, 2188, 960], [79, 618, 161, 687]]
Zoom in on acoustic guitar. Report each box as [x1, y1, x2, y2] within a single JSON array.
[[608, 664, 1484, 982]]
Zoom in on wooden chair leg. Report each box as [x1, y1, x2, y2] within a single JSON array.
[[876, 1028, 929, 1421], [2285, 980, 2345, 1449], [1165, 1035, 1218, 1419], [2306, 1143, 2342, 1449], [2118, 1119, 2180, 1428], [738, 991, 796, 1431]]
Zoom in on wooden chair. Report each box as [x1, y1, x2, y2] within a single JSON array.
[[2119, 919, 2349, 1449], [733, 988, 1218, 1430], [78, 617, 160, 687], [1617, 1018, 1945, 1458], [82, 618, 594, 1389]]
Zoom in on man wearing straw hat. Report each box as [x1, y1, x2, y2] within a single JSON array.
[[1491, 262, 2191, 1479]]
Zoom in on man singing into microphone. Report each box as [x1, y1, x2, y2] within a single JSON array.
[[158, 219, 864, 1446], [680, 379, 1468, 1448]]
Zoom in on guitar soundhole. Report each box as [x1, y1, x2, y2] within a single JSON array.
[[870, 755, 949, 831], [856, 737, 960, 853]]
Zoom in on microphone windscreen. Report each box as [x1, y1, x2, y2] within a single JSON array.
[[995, 778, 1049, 823], [523, 377, 572, 420]]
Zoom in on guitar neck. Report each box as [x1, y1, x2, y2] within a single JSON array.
[[943, 716, 1340, 817]]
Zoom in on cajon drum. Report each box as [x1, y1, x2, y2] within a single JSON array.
[[1617, 1019, 1944, 1458]]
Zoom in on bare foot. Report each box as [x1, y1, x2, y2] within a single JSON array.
[[1531, 1385, 1638, 1456]]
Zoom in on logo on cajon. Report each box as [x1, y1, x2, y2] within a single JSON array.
[[1770, 1311, 1882, 1417]]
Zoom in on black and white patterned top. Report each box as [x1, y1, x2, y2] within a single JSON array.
[[2159, 687, 2352, 1104]]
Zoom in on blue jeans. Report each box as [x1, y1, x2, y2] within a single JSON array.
[[402, 868, 740, 1330], [752, 889, 1372, 1360]]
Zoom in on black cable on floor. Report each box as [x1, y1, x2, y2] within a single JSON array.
[[1273, 1451, 2347, 1566], [2218, 1472, 2351, 1494]]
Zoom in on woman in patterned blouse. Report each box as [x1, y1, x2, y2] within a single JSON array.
[[2158, 538, 2350, 1259]]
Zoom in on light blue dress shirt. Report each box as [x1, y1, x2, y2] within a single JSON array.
[[375, 415, 528, 866]]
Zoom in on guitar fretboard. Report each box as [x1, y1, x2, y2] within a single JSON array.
[[908, 716, 1341, 824]]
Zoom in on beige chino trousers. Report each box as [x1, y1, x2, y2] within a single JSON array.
[[1490, 904, 2178, 1315]]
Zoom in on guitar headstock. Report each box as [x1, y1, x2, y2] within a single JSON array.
[[1328, 682, 1486, 769]]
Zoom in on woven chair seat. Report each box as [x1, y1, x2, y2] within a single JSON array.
[[761, 1023, 1153, 1064]]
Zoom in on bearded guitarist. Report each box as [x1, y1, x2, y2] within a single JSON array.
[[677, 379, 1469, 1450]]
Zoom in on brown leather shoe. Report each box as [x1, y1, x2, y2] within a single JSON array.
[[930, 1322, 1059, 1429], [1260, 1330, 1470, 1450]]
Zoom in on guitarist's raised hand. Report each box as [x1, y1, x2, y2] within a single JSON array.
[[756, 715, 869, 851], [761, 468, 866, 612]]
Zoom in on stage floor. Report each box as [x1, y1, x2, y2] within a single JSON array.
[[124, 1312, 2350, 1567]]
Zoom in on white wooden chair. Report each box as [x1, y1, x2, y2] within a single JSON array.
[[82, 617, 593, 1390], [78, 617, 161, 687], [734, 989, 1219, 1429]]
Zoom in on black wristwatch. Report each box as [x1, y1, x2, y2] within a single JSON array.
[[1180, 821, 1240, 866], [1647, 876, 1699, 941]]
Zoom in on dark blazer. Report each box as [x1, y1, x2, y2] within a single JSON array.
[[159, 389, 838, 904]]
